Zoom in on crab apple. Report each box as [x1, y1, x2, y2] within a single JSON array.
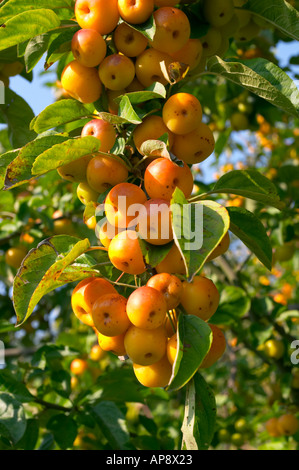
[[126, 286, 168, 330], [136, 198, 173, 246], [85, 216, 97, 231], [71, 277, 117, 327], [77, 182, 100, 206], [230, 112, 249, 131], [181, 276, 220, 321], [166, 333, 178, 365], [234, 10, 252, 29], [231, 433, 244, 448], [265, 418, 281, 437], [155, 243, 186, 275], [135, 48, 173, 88], [61, 60, 102, 103], [104, 182, 147, 229], [97, 331, 127, 356], [203, 0, 234, 27], [108, 230, 146, 275], [133, 354, 172, 388], [53, 218, 76, 236], [81, 118, 116, 153], [218, 429, 231, 443], [86, 155, 129, 193], [218, 14, 240, 39], [92, 292, 130, 337], [113, 23, 148, 58], [172, 122, 215, 165], [147, 273, 182, 310], [57, 155, 92, 183], [75, 0, 120, 35], [162, 92, 203, 135], [235, 21, 261, 42], [169, 38, 203, 70], [97, 220, 124, 248], [144, 157, 194, 201], [124, 324, 168, 365], [89, 344, 106, 361], [5, 246, 27, 269], [98, 54, 135, 91], [263, 339, 285, 360], [200, 28, 222, 58], [274, 241, 295, 263], [126, 77, 144, 93], [71, 29, 107, 68], [2, 61, 24, 77], [207, 231, 230, 261], [234, 418, 249, 434], [199, 324, 226, 369], [133, 115, 175, 157], [277, 414, 299, 436], [70, 358, 88, 376], [151, 7, 191, 55], [118, 0, 154, 25]]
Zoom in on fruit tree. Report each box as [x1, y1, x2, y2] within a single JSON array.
[[0, 0, 298, 452]]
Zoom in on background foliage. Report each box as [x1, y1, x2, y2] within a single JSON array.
[[0, 0, 298, 451]]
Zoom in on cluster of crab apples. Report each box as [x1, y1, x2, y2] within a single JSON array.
[[55, 0, 233, 388]]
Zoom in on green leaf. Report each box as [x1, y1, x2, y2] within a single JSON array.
[[139, 239, 173, 268], [23, 33, 52, 73], [207, 56, 299, 118], [211, 285, 251, 327], [13, 235, 97, 326], [167, 314, 212, 392], [0, 370, 34, 403], [0, 9, 61, 52], [4, 134, 69, 189], [92, 401, 132, 450], [31, 99, 94, 134], [47, 414, 78, 450], [122, 14, 156, 41], [0, 319, 16, 333], [92, 369, 144, 404], [31, 136, 101, 176], [115, 82, 167, 105], [0, 0, 72, 23], [45, 26, 79, 68], [139, 137, 176, 161], [15, 419, 39, 450], [242, 0, 299, 41], [0, 393, 26, 445], [210, 169, 285, 210], [181, 374, 216, 451], [228, 206, 273, 271], [0, 149, 19, 190], [171, 188, 230, 280], [0, 89, 36, 148], [96, 112, 135, 126], [118, 95, 143, 125]]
